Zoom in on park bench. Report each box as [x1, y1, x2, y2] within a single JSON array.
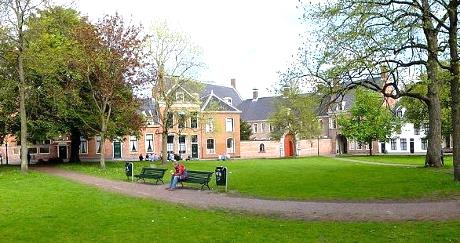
[[179, 170, 213, 190], [134, 167, 167, 184]]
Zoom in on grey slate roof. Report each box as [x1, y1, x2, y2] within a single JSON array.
[[237, 96, 278, 121], [201, 84, 243, 107], [139, 98, 159, 122]]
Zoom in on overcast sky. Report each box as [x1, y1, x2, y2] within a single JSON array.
[[57, 0, 307, 99]]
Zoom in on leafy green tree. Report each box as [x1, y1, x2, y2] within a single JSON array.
[[72, 14, 144, 169], [240, 119, 252, 141], [337, 89, 400, 156], [0, 0, 47, 171], [298, 0, 448, 167], [269, 83, 320, 151]]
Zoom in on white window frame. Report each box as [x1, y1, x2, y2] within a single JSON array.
[[206, 118, 214, 133], [39, 146, 50, 154], [400, 138, 407, 151], [206, 138, 215, 154], [226, 138, 235, 153], [28, 147, 38, 154], [96, 136, 102, 154], [167, 135, 174, 152], [226, 118, 234, 132], [190, 113, 198, 129], [145, 134, 154, 153], [80, 138, 88, 154], [176, 92, 184, 102], [179, 135, 186, 154], [391, 139, 397, 150], [129, 136, 138, 153], [224, 97, 232, 105], [329, 117, 337, 129], [253, 123, 258, 133], [421, 138, 428, 150]]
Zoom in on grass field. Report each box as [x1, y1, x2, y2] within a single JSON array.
[[1, 166, 460, 242], [58, 156, 460, 201], [343, 154, 453, 166]]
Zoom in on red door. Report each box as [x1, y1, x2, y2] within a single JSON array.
[[284, 134, 294, 157]]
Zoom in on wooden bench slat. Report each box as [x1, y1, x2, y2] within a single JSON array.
[[134, 167, 167, 184], [179, 170, 213, 190]]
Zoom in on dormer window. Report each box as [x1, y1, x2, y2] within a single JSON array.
[[224, 97, 232, 105], [396, 109, 403, 118], [337, 101, 346, 111], [176, 92, 184, 102]]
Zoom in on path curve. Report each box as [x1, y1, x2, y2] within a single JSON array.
[[35, 167, 460, 221]]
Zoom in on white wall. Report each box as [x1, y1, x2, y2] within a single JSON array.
[[380, 122, 427, 154]]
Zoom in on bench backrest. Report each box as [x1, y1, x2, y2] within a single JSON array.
[[141, 167, 167, 176], [185, 170, 213, 182]]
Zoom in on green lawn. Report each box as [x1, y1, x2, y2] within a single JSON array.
[[59, 156, 460, 201], [1, 166, 459, 242], [342, 154, 453, 166]]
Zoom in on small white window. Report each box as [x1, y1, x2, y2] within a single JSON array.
[[39, 147, 50, 154], [96, 136, 101, 154], [167, 135, 174, 152], [206, 118, 214, 133], [253, 123, 258, 133], [226, 118, 234, 132], [224, 97, 232, 105], [207, 139, 215, 154], [129, 136, 138, 152], [80, 137, 88, 154], [226, 138, 234, 153], [145, 134, 154, 153], [179, 136, 186, 154], [329, 117, 337, 129], [176, 92, 184, 102], [391, 139, 397, 150]]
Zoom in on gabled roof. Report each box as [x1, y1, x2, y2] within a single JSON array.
[[237, 96, 278, 121], [201, 83, 243, 107], [201, 93, 241, 112], [139, 98, 159, 123]]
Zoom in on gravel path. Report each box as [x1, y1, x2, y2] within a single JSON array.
[[35, 167, 460, 221]]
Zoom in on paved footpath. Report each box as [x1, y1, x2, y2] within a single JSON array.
[[35, 167, 460, 221]]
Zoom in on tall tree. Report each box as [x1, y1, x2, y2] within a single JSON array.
[[338, 89, 400, 156], [24, 6, 87, 161], [144, 22, 204, 164], [299, 0, 447, 167], [0, 0, 47, 171], [73, 14, 144, 169]]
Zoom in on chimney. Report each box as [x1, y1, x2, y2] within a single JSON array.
[[252, 88, 259, 101], [231, 78, 236, 89]]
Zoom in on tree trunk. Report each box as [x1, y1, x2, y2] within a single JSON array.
[[100, 126, 106, 169], [424, 96, 443, 167], [18, 39, 28, 172], [369, 140, 373, 156], [69, 128, 81, 163], [447, 0, 460, 180], [161, 131, 168, 164], [423, 16, 443, 168]]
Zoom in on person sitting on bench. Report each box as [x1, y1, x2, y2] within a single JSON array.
[[166, 162, 187, 191]]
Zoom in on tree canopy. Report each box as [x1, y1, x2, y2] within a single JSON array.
[[338, 89, 400, 155]]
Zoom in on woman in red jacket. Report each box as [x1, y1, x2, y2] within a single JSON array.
[[167, 162, 187, 190]]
